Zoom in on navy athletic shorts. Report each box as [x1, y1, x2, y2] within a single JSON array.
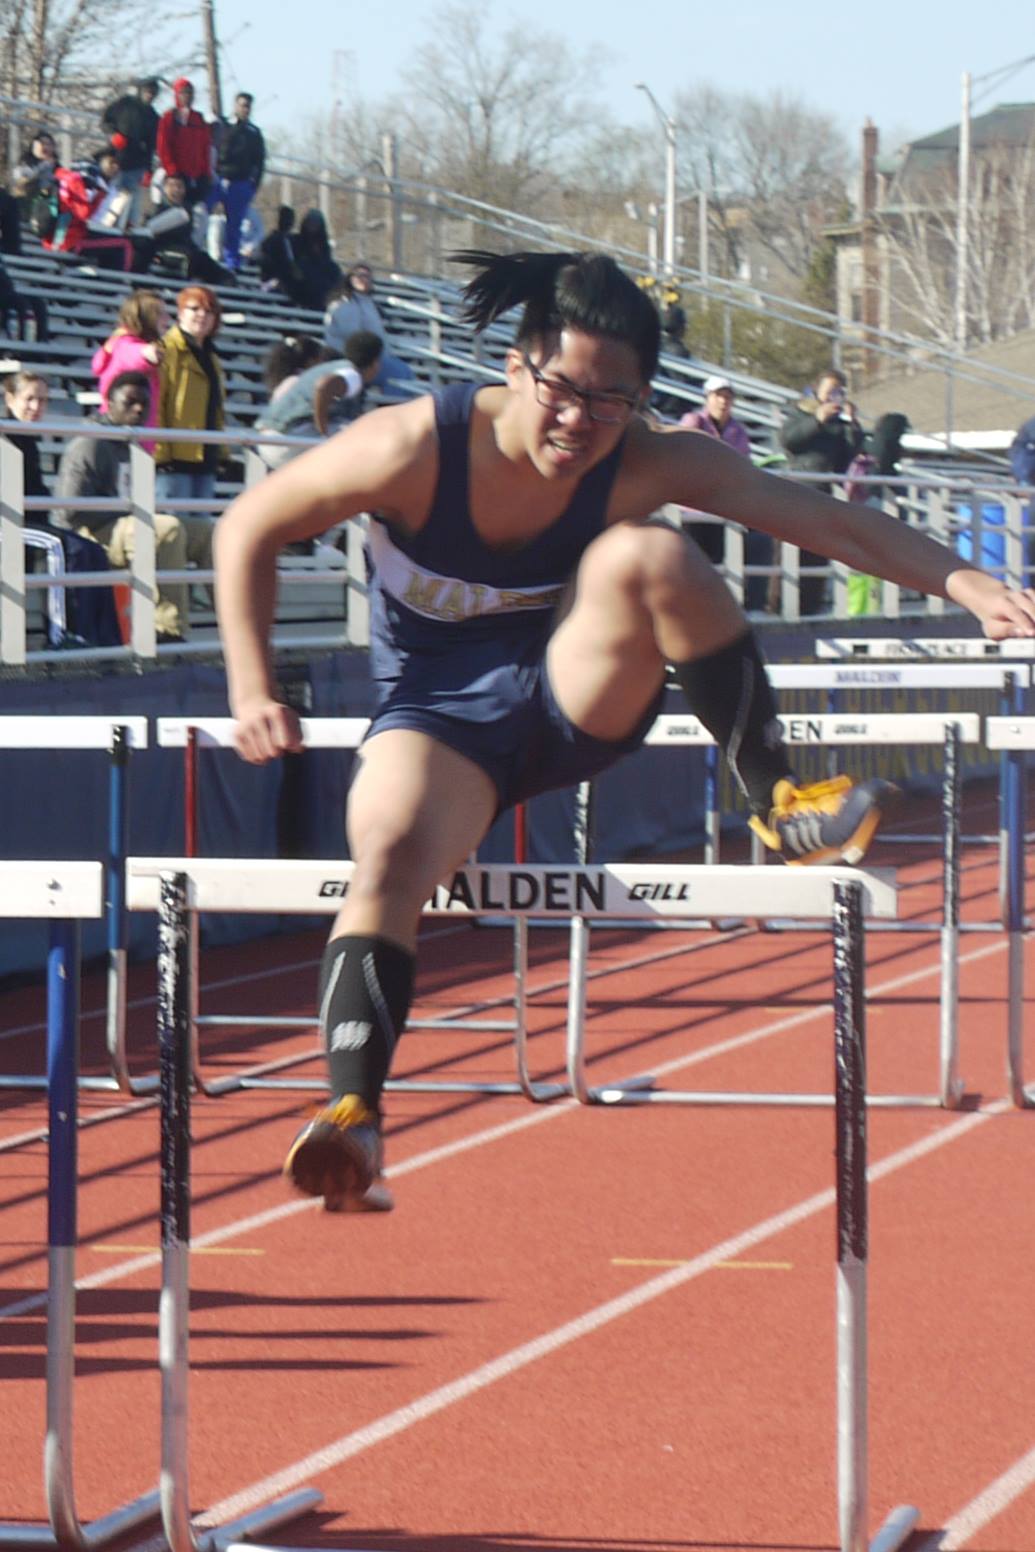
[[366, 630, 665, 813]]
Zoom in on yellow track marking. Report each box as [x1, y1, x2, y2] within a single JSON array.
[[89, 1243, 265, 1256]]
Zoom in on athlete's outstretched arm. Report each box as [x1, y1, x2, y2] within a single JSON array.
[[632, 423, 1035, 639], [216, 396, 436, 762]]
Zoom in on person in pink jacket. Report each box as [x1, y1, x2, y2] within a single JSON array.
[[91, 290, 169, 443]]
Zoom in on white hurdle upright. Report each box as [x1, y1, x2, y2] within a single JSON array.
[[0, 717, 153, 1098], [155, 717, 564, 1102], [0, 862, 162, 1550], [127, 858, 917, 1552]]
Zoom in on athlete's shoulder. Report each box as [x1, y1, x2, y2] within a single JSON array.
[[608, 412, 735, 519]]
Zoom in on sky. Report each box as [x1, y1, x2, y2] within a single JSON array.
[[172, 0, 1035, 166]]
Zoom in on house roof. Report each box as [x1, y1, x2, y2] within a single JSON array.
[[851, 325, 1035, 440]]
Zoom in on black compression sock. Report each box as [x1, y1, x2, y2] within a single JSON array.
[[672, 630, 794, 816], [318, 934, 416, 1113]]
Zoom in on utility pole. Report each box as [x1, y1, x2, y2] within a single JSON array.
[[200, 0, 223, 121], [954, 70, 971, 353], [636, 83, 677, 280]]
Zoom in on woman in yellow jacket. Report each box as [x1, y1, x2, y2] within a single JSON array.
[[155, 283, 226, 506]]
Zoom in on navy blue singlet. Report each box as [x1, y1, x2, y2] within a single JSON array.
[[364, 380, 661, 810]]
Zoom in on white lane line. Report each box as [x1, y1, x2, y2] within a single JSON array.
[[198, 1098, 1008, 1527], [917, 1442, 1035, 1549], [0, 922, 1013, 1322]]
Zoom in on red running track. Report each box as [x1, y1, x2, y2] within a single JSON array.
[[2, 810, 1035, 1551]]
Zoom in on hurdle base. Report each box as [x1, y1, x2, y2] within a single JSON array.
[[868, 1503, 920, 1552], [202, 1487, 323, 1552], [0, 1487, 161, 1550]]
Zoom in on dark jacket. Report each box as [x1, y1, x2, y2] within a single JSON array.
[[779, 398, 864, 480], [55, 415, 131, 532], [217, 119, 265, 185], [101, 94, 159, 171], [3, 429, 47, 497]]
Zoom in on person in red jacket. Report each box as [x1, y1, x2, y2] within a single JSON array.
[[43, 159, 132, 271], [156, 78, 212, 211]]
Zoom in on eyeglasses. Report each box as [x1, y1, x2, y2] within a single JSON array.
[[523, 355, 638, 425]]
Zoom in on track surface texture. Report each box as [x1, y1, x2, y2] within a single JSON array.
[[2, 790, 1035, 1552]]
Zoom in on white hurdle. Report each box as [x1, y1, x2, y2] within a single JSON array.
[[0, 862, 163, 1551], [0, 716, 153, 1098], [596, 709, 975, 1107], [154, 717, 563, 1101], [129, 858, 916, 1552]]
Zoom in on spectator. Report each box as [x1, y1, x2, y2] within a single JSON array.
[[100, 77, 161, 225], [678, 376, 772, 612], [44, 158, 133, 271], [215, 92, 265, 273], [261, 334, 323, 403], [156, 77, 211, 210], [778, 368, 865, 615], [0, 195, 49, 342], [91, 289, 169, 434], [259, 206, 304, 301], [129, 173, 229, 283], [154, 285, 226, 505], [11, 129, 60, 240], [654, 301, 693, 418], [288, 209, 342, 312], [323, 260, 414, 399], [253, 331, 384, 470], [87, 146, 132, 230], [868, 412, 910, 508], [2, 370, 50, 497], [55, 370, 212, 642], [3, 371, 123, 648]]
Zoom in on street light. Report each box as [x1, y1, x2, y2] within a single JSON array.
[[635, 81, 677, 279]]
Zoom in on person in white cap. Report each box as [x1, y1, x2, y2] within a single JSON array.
[[679, 377, 753, 566]]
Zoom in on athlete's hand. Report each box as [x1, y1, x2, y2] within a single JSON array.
[[232, 698, 305, 763], [948, 570, 1035, 639]]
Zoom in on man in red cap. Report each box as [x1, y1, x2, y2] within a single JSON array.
[[156, 78, 211, 213]]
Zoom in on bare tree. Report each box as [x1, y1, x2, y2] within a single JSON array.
[[670, 85, 851, 283], [735, 92, 852, 278], [388, 0, 610, 214], [878, 138, 1035, 346]]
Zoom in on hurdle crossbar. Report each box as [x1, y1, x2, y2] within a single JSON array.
[[155, 718, 562, 1102], [0, 716, 154, 1099], [144, 866, 917, 1552], [0, 862, 164, 1552], [816, 636, 1035, 661]]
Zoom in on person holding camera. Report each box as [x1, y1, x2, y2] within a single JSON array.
[[778, 368, 865, 614]]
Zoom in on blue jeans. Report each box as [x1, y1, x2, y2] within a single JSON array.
[[112, 166, 148, 225], [156, 469, 216, 504], [219, 179, 256, 269]]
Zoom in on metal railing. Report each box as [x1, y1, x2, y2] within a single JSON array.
[[5, 89, 1035, 438], [3, 416, 1033, 667]]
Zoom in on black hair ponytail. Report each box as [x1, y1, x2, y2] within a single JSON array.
[[450, 248, 660, 383], [451, 249, 579, 332]]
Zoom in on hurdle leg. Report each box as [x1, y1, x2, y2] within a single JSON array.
[[0, 918, 161, 1550], [157, 873, 322, 1552], [938, 724, 963, 1108], [565, 782, 654, 1105], [1004, 742, 1032, 1106], [832, 882, 919, 1552], [105, 725, 159, 1097]]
